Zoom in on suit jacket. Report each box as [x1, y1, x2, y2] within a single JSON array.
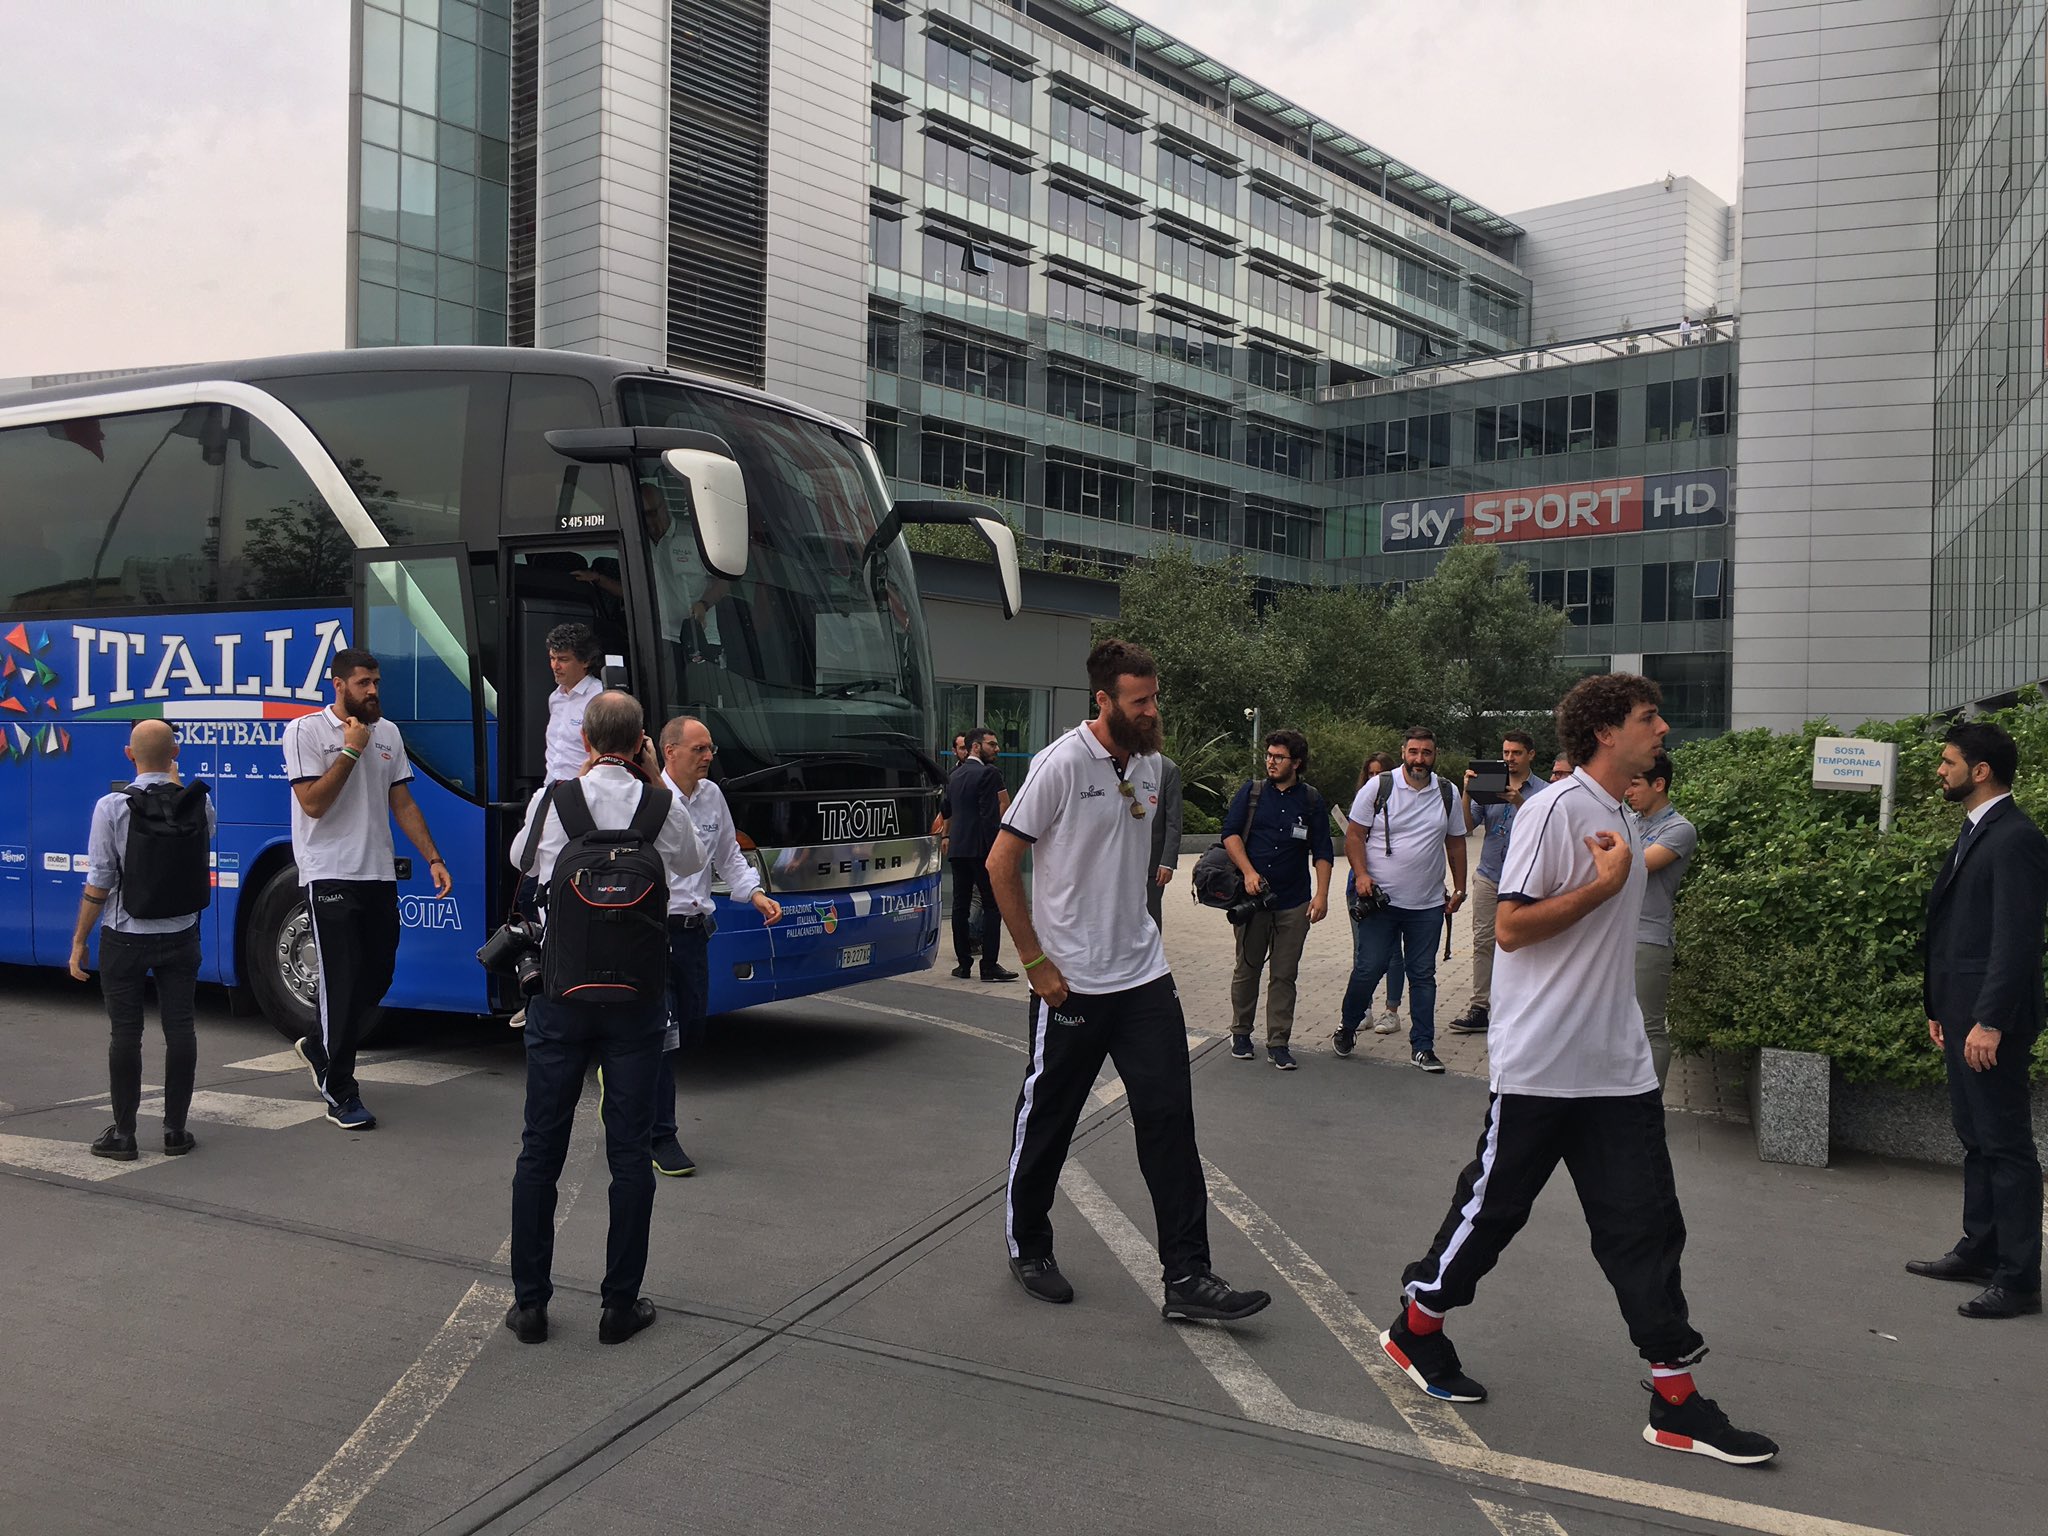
[[1924, 795, 2048, 1038], [1149, 756, 1184, 874]]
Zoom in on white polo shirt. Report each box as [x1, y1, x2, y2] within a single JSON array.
[[1347, 771, 1466, 911], [511, 764, 703, 887], [1487, 768, 1656, 1098], [544, 673, 602, 783], [1001, 722, 1168, 995], [660, 771, 760, 917], [282, 706, 414, 884]]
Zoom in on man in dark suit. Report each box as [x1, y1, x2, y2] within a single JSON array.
[[942, 727, 1015, 982], [1147, 755, 1184, 929], [1911, 720, 2046, 1319]]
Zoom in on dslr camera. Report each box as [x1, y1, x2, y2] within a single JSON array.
[[1348, 886, 1391, 922], [477, 917, 545, 998], [1225, 887, 1276, 927]]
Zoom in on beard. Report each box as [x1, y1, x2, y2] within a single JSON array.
[[1104, 700, 1162, 756], [1941, 781, 1971, 803], [344, 694, 383, 724]]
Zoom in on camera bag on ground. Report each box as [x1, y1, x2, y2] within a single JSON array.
[[1192, 778, 1263, 909], [118, 779, 212, 919], [527, 778, 673, 1006]]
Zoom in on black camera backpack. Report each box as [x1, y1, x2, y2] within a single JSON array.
[[532, 779, 673, 1006], [119, 780, 212, 920]]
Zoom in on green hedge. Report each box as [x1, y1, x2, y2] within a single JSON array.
[[1668, 697, 2048, 1085]]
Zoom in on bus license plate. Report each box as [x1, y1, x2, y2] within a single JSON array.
[[839, 944, 872, 968]]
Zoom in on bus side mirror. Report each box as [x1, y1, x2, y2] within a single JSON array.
[[885, 500, 1022, 619], [661, 447, 749, 582]]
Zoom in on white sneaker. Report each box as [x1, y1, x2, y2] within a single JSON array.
[[1372, 1006, 1402, 1035], [508, 1007, 527, 1029]]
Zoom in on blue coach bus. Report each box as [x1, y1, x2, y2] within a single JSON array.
[[0, 348, 1018, 1038]]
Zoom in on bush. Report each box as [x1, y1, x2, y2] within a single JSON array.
[[1667, 699, 2048, 1085]]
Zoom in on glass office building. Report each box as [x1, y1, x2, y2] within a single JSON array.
[[345, 0, 1739, 729], [1931, 1, 2048, 712], [347, 0, 515, 349]]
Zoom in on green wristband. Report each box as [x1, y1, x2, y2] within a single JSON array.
[[1022, 954, 1048, 970]]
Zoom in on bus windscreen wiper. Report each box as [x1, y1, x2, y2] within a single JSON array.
[[720, 750, 879, 791], [836, 729, 946, 787]]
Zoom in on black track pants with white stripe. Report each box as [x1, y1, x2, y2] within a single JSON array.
[[304, 879, 400, 1105], [1004, 973, 1210, 1282], [1400, 1089, 1706, 1365]]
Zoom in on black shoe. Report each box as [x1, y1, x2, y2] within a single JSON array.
[[951, 962, 974, 978], [1958, 1285, 2043, 1319], [1413, 1049, 1446, 1073], [1447, 1006, 1490, 1035], [981, 965, 1019, 982], [1381, 1308, 1486, 1402], [599, 1298, 658, 1344], [90, 1125, 137, 1162], [652, 1137, 697, 1177], [1009, 1255, 1074, 1304], [1333, 1024, 1356, 1057], [1162, 1270, 1271, 1323], [1905, 1252, 1995, 1284], [1643, 1384, 1778, 1464], [503, 1302, 548, 1343], [1230, 1035, 1255, 1061], [163, 1128, 197, 1157], [1269, 1045, 1297, 1070]]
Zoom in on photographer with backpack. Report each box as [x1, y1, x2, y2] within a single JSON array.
[[69, 720, 215, 1161], [501, 690, 702, 1347], [1220, 730, 1333, 1069], [1334, 726, 1468, 1073]]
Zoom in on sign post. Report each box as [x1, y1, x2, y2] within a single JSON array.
[[1811, 736, 1901, 831]]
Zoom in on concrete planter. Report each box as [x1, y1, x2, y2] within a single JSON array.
[[1748, 1046, 2048, 1166], [1747, 1048, 1830, 1167]]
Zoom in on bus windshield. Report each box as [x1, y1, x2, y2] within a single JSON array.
[[619, 380, 934, 787]]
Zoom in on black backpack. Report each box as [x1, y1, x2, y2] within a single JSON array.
[[521, 779, 673, 1006], [1191, 778, 1329, 908], [119, 780, 212, 920], [1360, 770, 1456, 854]]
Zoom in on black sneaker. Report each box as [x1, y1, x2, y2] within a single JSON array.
[[1333, 1024, 1357, 1057], [1413, 1049, 1446, 1073], [90, 1125, 137, 1162], [598, 1298, 657, 1345], [1380, 1309, 1487, 1402], [1162, 1270, 1271, 1323], [1642, 1384, 1778, 1464], [163, 1128, 197, 1157], [1447, 1006, 1490, 1035], [1229, 1035, 1255, 1061], [652, 1137, 697, 1177], [503, 1302, 548, 1344], [1269, 1045, 1297, 1070], [1009, 1255, 1074, 1304], [326, 1096, 377, 1130], [951, 962, 974, 978], [981, 965, 1019, 982], [293, 1036, 326, 1095]]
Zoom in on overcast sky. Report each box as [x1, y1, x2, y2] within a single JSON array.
[[0, 0, 1740, 380]]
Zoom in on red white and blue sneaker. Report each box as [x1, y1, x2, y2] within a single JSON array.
[[1380, 1304, 1486, 1402], [1642, 1383, 1778, 1465]]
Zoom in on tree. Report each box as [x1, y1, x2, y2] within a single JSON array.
[[1097, 543, 1264, 747], [1390, 542, 1575, 756]]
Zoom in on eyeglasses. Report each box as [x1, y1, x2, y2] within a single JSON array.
[[1264, 751, 1293, 763]]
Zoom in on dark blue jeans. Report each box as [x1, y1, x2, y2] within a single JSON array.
[[1341, 904, 1445, 1051], [653, 917, 711, 1145], [510, 994, 664, 1311], [1344, 873, 1403, 1007]]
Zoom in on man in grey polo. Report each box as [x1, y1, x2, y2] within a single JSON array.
[[68, 720, 216, 1161], [1626, 750, 1696, 1088], [283, 646, 453, 1131]]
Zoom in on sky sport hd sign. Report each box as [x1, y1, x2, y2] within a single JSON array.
[[1379, 468, 1729, 554]]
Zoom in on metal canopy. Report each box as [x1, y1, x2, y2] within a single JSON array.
[[1043, 0, 1524, 238]]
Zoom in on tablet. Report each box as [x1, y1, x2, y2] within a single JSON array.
[[1466, 759, 1511, 805]]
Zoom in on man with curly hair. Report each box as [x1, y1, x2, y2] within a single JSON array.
[[1380, 673, 1778, 1467]]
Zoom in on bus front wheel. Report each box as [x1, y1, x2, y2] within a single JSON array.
[[247, 867, 319, 1041]]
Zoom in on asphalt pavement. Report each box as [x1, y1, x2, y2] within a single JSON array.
[[0, 883, 2038, 1536]]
